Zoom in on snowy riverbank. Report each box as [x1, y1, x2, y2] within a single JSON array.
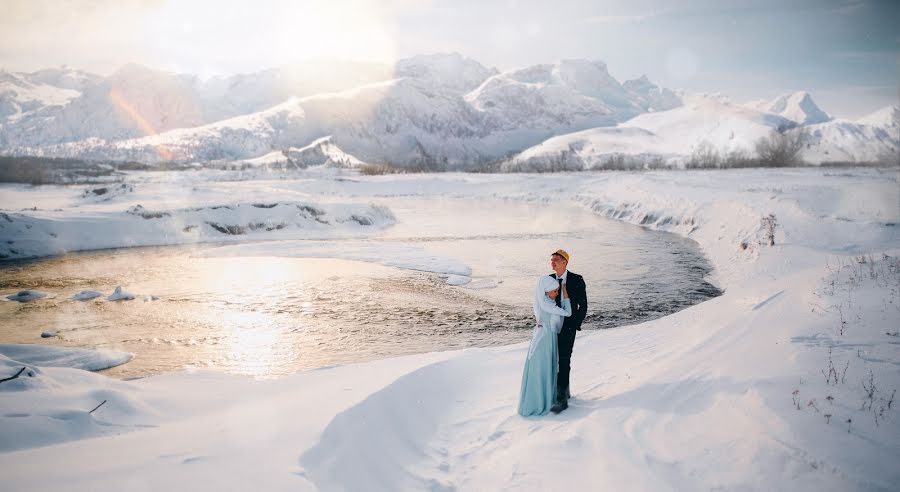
[[1, 167, 898, 490]]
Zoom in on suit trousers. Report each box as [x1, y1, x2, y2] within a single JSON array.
[[557, 326, 576, 396]]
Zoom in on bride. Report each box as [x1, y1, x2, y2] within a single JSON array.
[[517, 275, 571, 416]]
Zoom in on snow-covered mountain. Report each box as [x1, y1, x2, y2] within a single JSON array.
[[465, 59, 647, 132], [799, 106, 899, 164], [25, 68, 101, 92], [503, 95, 796, 171], [283, 137, 366, 168], [2, 64, 209, 147], [16, 56, 678, 167], [622, 75, 682, 113], [0, 69, 98, 125], [745, 91, 832, 125], [1, 61, 396, 149], [0, 55, 895, 168], [199, 60, 394, 121], [507, 92, 898, 171], [395, 53, 498, 93]]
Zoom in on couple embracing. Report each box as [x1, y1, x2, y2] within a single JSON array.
[[518, 249, 588, 416]]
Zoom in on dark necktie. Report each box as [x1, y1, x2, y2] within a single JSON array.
[[555, 277, 563, 307]]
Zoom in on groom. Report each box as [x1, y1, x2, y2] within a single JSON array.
[[549, 249, 587, 414]]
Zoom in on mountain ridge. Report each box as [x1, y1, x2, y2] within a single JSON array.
[[1, 54, 896, 168]]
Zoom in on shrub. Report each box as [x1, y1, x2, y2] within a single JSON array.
[[754, 128, 808, 167]]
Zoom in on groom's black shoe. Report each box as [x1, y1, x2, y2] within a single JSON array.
[[550, 396, 568, 414]]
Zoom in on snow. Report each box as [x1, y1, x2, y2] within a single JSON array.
[[621, 94, 795, 154], [857, 105, 899, 128], [1, 168, 898, 490], [0, 344, 133, 372], [281, 136, 367, 169], [503, 126, 676, 171], [800, 118, 899, 164], [0, 189, 397, 259]]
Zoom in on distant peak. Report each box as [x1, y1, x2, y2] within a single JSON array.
[[394, 53, 496, 92], [623, 74, 655, 88], [763, 91, 831, 125]]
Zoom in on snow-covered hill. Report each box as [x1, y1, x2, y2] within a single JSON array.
[[857, 105, 899, 128], [621, 95, 795, 153], [234, 137, 367, 170], [506, 93, 899, 170], [799, 109, 899, 164]]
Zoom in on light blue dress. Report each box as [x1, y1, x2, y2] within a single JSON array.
[[518, 297, 571, 416]]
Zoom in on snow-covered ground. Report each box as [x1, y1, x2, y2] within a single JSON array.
[[1, 167, 898, 490], [0, 170, 397, 259]]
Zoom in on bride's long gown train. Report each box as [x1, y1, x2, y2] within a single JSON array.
[[518, 297, 571, 416]]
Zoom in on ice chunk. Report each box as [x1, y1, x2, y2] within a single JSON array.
[[6, 290, 48, 302], [72, 290, 102, 301], [107, 286, 135, 301]]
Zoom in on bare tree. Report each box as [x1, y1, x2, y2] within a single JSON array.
[[754, 128, 808, 167], [687, 141, 720, 169]]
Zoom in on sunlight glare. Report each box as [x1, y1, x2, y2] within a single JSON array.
[[139, 0, 399, 76]]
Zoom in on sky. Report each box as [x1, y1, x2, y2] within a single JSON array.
[[0, 0, 897, 118]]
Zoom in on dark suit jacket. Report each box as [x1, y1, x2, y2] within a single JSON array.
[[550, 271, 587, 331]]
